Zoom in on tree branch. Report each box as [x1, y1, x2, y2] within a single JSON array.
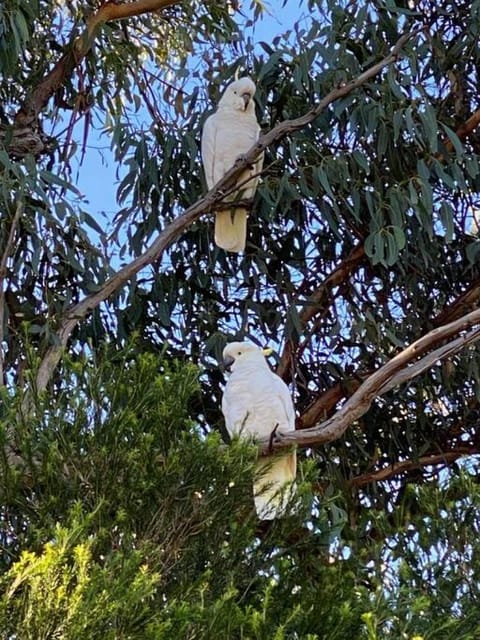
[[26, 29, 417, 401], [296, 274, 480, 430], [433, 277, 480, 327], [0, 199, 23, 386], [260, 307, 480, 453], [14, 0, 182, 128], [377, 324, 480, 396], [349, 446, 479, 487], [276, 242, 366, 381], [445, 105, 480, 152]]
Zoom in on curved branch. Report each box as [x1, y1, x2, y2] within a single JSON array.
[[85, 0, 179, 30], [260, 307, 480, 453], [296, 275, 480, 430], [377, 324, 480, 396], [28, 29, 417, 401]]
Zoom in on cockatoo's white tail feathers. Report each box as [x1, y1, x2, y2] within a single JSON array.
[[253, 453, 297, 520], [215, 208, 248, 253]]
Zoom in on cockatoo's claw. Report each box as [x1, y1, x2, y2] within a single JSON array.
[[268, 423, 282, 452], [235, 154, 254, 170]]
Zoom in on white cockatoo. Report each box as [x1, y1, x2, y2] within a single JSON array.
[[221, 341, 296, 520], [201, 77, 263, 253]]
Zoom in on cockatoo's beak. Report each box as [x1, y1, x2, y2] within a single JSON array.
[[242, 92, 251, 109], [262, 347, 273, 356], [223, 355, 235, 372]]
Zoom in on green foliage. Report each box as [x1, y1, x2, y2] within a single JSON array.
[[0, 346, 348, 638], [0, 513, 162, 640], [0, 347, 479, 637]]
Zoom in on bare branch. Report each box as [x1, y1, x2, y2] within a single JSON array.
[[350, 447, 479, 487], [296, 276, 480, 430], [85, 0, 180, 29], [377, 324, 480, 396], [27, 29, 417, 400]]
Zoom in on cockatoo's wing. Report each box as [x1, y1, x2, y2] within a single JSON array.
[[201, 114, 220, 190]]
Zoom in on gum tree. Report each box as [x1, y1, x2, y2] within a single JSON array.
[[1, 0, 480, 637]]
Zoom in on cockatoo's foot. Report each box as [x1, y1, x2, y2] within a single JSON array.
[[268, 423, 282, 452], [235, 153, 254, 170]]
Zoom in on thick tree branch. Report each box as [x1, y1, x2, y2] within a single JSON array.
[[377, 324, 480, 396], [86, 0, 179, 29], [260, 307, 480, 453], [297, 275, 480, 430], [28, 29, 417, 400], [14, 0, 181, 128]]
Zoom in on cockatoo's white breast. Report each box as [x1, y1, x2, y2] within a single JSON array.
[[222, 353, 295, 440], [203, 109, 260, 188]]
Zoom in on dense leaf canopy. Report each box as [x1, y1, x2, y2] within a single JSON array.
[[1, 0, 480, 637]]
